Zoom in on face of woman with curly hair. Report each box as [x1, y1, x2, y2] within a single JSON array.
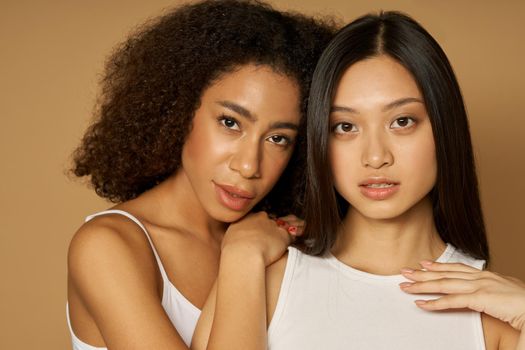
[[181, 64, 301, 222]]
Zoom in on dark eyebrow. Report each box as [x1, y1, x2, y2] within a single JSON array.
[[269, 122, 299, 131], [331, 105, 358, 114], [382, 97, 423, 111], [217, 100, 257, 122], [331, 97, 423, 114]]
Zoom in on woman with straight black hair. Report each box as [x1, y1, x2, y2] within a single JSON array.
[[304, 11, 488, 260], [192, 11, 525, 350]]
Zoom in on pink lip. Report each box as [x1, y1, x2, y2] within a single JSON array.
[[213, 182, 255, 211], [358, 177, 400, 201]]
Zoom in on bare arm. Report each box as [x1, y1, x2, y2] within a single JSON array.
[[190, 282, 217, 350], [191, 212, 300, 350], [207, 246, 268, 349], [68, 218, 190, 349]]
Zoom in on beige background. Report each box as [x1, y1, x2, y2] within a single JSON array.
[[1, 0, 524, 348]]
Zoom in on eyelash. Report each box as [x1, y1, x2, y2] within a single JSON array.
[[331, 116, 417, 134], [267, 134, 293, 147], [390, 116, 416, 129], [217, 115, 293, 147], [331, 122, 358, 134], [217, 115, 240, 131]]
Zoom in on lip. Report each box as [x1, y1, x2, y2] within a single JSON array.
[[213, 182, 256, 211], [358, 177, 400, 201]]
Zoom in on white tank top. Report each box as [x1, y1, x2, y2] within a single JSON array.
[[268, 244, 486, 350], [66, 210, 201, 349]]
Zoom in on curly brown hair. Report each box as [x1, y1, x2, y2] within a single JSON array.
[[72, 0, 335, 216]]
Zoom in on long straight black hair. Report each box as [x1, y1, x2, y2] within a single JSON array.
[[301, 11, 489, 263]]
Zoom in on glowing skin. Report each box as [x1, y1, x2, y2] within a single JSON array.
[[329, 55, 437, 221], [181, 64, 300, 223]]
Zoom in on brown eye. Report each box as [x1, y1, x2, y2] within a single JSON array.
[[218, 116, 240, 130], [267, 134, 291, 146], [332, 122, 357, 134], [391, 116, 415, 129]]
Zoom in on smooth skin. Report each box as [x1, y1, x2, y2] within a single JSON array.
[[67, 64, 302, 350], [192, 56, 525, 350]]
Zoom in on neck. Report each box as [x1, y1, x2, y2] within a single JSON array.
[[332, 197, 446, 275], [136, 170, 228, 244]]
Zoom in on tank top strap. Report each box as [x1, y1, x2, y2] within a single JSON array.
[[85, 209, 169, 281]]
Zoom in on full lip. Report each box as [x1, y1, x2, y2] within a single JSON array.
[[358, 177, 400, 201], [358, 177, 400, 187], [213, 181, 256, 199], [213, 181, 256, 212]]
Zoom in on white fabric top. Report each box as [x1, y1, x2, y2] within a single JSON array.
[[67, 210, 201, 349], [268, 244, 486, 350]]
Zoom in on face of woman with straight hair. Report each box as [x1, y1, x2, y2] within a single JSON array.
[[330, 55, 437, 220]]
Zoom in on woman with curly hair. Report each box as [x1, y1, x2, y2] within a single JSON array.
[[67, 1, 334, 349]]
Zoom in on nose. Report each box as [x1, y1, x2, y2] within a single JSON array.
[[361, 131, 394, 169], [229, 139, 262, 179]]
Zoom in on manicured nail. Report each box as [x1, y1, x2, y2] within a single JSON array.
[[400, 268, 414, 274], [414, 300, 427, 306], [287, 226, 297, 235], [276, 219, 286, 227], [399, 282, 413, 289], [420, 260, 433, 267]]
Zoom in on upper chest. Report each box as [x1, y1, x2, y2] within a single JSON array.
[[145, 225, 221, 310]]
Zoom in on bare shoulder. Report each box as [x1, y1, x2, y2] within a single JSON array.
[[266, 252, 289, 324], [482, 313, 520, 350], [67, 213, 178, 347], [68, 213, 161, 298]]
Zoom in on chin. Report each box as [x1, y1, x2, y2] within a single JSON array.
[[352, 202, 408, 221], [359, 211, 400, 221], [210, 206, 251, 223]]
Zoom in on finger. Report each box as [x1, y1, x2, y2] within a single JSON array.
[[401, 269, 481, 282], [419, 260, 480, 273], [287, 220, 304, 228], [272, 215, 304, 238], [278, 214, 298, 222], [271, 224, 294, 245], [287, 225, 304, 237], [275, 218, 288, 227], [278, 215, 304, 227], [414, 294, 484, 313], [270, 219, 299, 240], [399, 278, 479, 295], [273, 219, 302, 234], [274, 217, 297, 227]]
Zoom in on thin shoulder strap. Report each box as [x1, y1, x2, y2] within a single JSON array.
[[85, 209, 169, 281]]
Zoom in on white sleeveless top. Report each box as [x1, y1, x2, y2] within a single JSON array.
[[268, 244, 486, 350], [66, 210, 201, 349]]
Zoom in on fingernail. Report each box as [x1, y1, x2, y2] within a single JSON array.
[[287, 226, 297, 235], [400, 268, 414, 274], [399, 282, 413, 289], [276, 219, 286, 227], [414, 300, 427, 306], [420, 260, 433, 267]]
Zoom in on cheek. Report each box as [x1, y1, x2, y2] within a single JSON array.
[[259, 147, 295, 192], [183, 123, 229, 172], [401, 133, 437, 186]]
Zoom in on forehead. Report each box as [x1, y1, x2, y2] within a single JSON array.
[[201, 64, 301, 123], [333, 55, 422, 106]]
